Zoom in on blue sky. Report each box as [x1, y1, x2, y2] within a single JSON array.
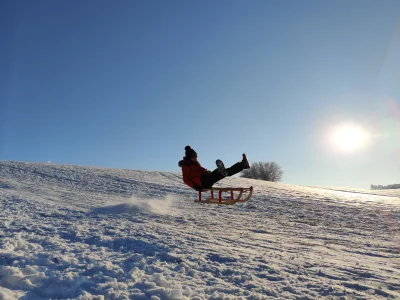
[[1, 0, 400, 188]]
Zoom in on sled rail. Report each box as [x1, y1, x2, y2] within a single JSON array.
[[194, 186, 253, 205]]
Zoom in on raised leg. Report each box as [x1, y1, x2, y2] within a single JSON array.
[[201, 169, 225, 189], [201, 161, 246, 188], [226, 162, 245, 176]]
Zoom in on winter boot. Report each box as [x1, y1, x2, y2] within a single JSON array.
[[216, 159, 229, 177], [242, 153, 251, 169]]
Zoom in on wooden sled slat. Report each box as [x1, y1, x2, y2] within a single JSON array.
[[194, 186, 253, 205]]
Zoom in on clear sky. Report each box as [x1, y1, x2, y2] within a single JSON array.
[[1, 0, 400, 189]]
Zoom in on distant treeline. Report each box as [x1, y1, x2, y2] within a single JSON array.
[[371, 184, 400, 190]]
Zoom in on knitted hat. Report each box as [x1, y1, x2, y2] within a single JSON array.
[[185, 146, 197, 158]]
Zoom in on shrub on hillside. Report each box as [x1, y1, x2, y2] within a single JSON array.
[[371, 184, 400, 190], [240, 161, 283, 182]]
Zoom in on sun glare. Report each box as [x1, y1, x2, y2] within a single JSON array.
[[332, 124, 369, 153]]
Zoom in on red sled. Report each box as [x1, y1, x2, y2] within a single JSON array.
[[194, 186, 253, 205]]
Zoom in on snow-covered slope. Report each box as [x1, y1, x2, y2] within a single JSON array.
[[0, 161, 399, 300]]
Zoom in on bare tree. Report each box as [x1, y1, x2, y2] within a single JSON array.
[[240, 161, 283, 182]]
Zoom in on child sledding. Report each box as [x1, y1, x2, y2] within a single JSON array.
[[178, 146, 253, 204]]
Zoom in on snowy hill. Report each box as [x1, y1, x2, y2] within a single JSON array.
[[0, 161, 399, 300]]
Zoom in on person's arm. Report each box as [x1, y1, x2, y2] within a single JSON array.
[[182, 165, 195, 188]]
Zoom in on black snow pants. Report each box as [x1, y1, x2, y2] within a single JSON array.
[[200, 161, 245, 189]]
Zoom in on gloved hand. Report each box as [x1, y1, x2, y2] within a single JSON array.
[[193, 184, 203, 191]]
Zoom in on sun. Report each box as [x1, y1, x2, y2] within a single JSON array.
[[332, 124, 369, 153]]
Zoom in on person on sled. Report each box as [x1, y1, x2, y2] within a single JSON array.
[[178, 146, 251, 191]]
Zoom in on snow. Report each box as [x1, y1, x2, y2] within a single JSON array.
[[0, 161, 399, 299]]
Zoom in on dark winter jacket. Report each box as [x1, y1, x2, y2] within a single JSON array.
[[178, 158, 208, 189]]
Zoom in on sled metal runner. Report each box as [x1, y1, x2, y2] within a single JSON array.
[[194, 186, 253, 205]]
